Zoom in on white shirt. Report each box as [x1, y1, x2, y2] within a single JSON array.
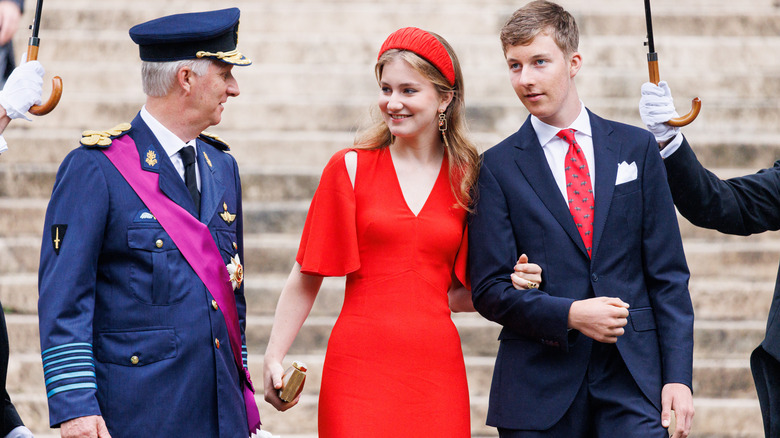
[[531, 102, 595, 203], [140, 106, 200, 191]]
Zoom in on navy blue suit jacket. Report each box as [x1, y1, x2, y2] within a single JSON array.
[[664, 137, 780, 437], [38, 113, 249, 437], [468, 110, 694, 430]]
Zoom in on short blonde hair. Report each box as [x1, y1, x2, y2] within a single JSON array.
[[500, 0, 579, 55]]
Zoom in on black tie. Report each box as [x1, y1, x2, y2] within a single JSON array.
[[179, 145, 200, 213]]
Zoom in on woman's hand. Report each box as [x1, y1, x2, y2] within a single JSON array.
[[511, 254, 542, 290], [263, 358, 300, 411]]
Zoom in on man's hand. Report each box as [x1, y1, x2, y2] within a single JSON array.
[[60, 415, 111, 438], [662, 383, 694, 438], [639, 81, 680, 144], [567, 297, 629, 343], [0, 60, 45, 121], [0, 1, 21, 46], [511, 254, 542, 290], [263, 359, 300, 411]]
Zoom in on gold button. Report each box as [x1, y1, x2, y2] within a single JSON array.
[[215, 338, 220, 349], [155, 239, 163, 248], [130, 355, 139, 365], [211, 300, 219, 310]]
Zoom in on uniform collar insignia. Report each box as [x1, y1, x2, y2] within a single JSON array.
[[219, 202, 236, 225], [145, 150, 158, 167], [203, 151, 213, 168], [141, 144, 160, 171]]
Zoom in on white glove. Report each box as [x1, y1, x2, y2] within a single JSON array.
[[639, 80, 680, 142], [4, 426, 34, 438], [253, 431, 280, 438], [0, 60, 45, 121]]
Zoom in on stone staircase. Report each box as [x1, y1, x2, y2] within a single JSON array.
[[1, 0, 778, 436]]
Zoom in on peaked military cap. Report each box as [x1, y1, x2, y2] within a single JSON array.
[[129, 8, 251, 66]]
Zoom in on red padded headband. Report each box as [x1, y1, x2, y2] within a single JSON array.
[[378, 27, 456, 86]]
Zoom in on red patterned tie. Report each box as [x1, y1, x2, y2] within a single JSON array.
[[557, 129, 594, 257]]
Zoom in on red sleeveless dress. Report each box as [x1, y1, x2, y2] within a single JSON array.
[[296, 148, 471, 437]]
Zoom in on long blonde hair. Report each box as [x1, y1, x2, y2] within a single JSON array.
[[354, 33, 480, 211]]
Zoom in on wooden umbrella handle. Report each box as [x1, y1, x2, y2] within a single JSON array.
[[648, 58, 701, 127], [26, 43, 62, 116]]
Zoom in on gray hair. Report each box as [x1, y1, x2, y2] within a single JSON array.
[[141, 59, 212, 97]]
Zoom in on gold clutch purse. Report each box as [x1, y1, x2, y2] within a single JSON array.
[[279, 361, 307, 402]]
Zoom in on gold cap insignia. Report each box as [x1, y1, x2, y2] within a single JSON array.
[[219, 202, 236, 225]]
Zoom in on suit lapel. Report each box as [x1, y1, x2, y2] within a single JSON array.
[[130, 114, 199, 218], [196, 141, 225, 225], [589, 111, 619, 259], [513, 119, 589, 257]]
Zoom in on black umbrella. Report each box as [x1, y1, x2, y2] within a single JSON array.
[[644, 0, 700, 127], [26, 0, 62, 116]]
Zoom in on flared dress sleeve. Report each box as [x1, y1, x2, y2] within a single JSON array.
[[296, 149, 360, 276], [453, 223, 470, 290]]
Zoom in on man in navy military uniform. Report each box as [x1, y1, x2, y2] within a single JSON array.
[[37, 9, 257, 438]]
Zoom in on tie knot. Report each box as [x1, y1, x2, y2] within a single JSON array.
[[556, 129, 577, 146], [179, 145, 196, 165]]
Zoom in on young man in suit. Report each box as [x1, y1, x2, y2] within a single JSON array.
[[468, 1, 695, 437], [641, 80, 780, 438]]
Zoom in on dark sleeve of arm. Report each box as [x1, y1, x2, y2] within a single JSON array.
[[468, 162, 573, 349], [642, 136, 694, 388], [38, 150, 108, 426], [665, 137, 780, 235], [1, 308, 23, 434]]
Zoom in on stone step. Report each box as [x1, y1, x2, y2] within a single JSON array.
[[4, 313, 767, 360], [17, 94, 780, 144], [2, 261, 777, 321], [5, 349, 758, 404], [12, 53, 780, 102], [0, 391, 502, 436], [1, 229, 779, 282], [0, 164, 322, 201], [2, 119, 780, 170], [4, 393, 767, 438], [21, 1, 780, 39], [684, 238, 780, 282]]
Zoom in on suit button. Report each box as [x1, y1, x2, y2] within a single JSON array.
[[215, 338, 220, 349], [591, 273, 598, 282], [130, 355, 139, 365], [211, 300, 219, 310], [155, 239, 163, 248]]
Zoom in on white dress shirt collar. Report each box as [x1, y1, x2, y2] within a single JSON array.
[[530, 102, 592, 145]]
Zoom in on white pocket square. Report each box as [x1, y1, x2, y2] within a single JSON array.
[[615, 161, 637, 185]]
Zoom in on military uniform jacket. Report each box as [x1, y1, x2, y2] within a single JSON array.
[[38, 113, 249, 437]]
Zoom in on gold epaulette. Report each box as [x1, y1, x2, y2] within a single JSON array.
[[198, 131, 230, 151], [80, 123, 132, 148]]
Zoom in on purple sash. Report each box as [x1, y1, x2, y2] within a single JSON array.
[[103, 135, 261, 435]]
